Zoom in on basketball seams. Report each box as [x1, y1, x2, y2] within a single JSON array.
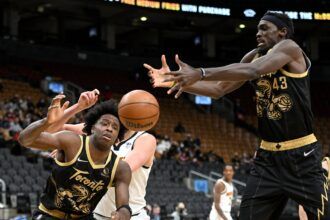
[[119, 113, 159, 120], [118, 102, 159, 109]]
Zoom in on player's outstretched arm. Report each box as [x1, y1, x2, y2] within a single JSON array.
[[112, 160, 132, 220], [18, 94, 80, 151], [145, 49, 258, 98], [164, 40, 301, 87], [145, 55, 244, 99], [46, 89, 99, 134]]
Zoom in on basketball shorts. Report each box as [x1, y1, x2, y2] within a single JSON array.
[[239, 142, 328, 220], [209, 208, 232, 220]]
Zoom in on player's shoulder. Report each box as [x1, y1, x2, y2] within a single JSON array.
[[241, 49, 259, 63], [274, 39, 301, 54], [138, 132, 156, 142], [216, 179, 226, 186]]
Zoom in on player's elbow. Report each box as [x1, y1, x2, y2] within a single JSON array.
[[18, 132, 30, 147]]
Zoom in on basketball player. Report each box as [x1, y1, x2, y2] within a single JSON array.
[[145, 11, 328, 220], [209, 165, 234, 220], [47, 90, 157, 219], [18, 94, 132, 220]]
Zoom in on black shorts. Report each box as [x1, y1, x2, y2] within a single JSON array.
[[239, 142, 328, 220]]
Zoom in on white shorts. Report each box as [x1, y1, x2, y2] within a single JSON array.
[[209, 208, 232, 220], [94, 209, 150, 220]]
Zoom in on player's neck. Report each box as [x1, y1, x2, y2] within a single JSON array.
[[224, 178, 232, 183], [89, 137, 111, 164]]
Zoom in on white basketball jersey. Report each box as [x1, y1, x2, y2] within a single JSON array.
[[210, 178, 234, 219], [94, 132, 152, 216]]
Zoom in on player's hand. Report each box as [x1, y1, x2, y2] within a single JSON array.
[[46, 94, 69, 124], [77, 89, 99, 111], [164, 54, 201, 88], [111, 209, 131, 220], [49, 149, 58, 158], [110, 211, 120, 220], [144, 55, 174, 88]]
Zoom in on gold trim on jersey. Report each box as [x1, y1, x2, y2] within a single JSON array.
[[317, 174, 328, 220], [108, 156, 120, 189], [86, 136, 112, 169], [260, 134, 317, 151], [55, 135, 83, 166], [280, 68, 308, 78], [39, 203, 86, 219]]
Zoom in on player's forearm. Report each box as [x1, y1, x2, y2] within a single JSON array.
[[182, 81, 225, 99], [183, 81, 245, 99], [46, 104, 81, 133], [18, 118, 50, 147], [203, 63, 258, 81]]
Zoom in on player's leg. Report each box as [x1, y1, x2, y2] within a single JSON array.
[[285, 143, 328, 220], [209, 208, 223, 220], [298, 157, 329, 220], [239, 149, 288, 220]]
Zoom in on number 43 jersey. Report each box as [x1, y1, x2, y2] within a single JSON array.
[[251, 52, 314, 142]]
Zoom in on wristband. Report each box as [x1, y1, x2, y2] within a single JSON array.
[[117, 205, 132, 216], [200, 68, 206, 80]]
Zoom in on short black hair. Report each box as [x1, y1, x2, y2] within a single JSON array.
[[224, 164, 234, 170], [263, 11, 294, 39], [83, 99, 121, 135]]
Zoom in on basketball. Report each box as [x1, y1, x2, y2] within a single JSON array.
[[118, 90, 160, 131]]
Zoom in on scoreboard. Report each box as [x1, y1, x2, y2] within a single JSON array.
[[104, 0, 330, 21]]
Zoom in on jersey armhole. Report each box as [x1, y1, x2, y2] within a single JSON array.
[[107, 156, 121, 189], [54, 135, 83, 167]]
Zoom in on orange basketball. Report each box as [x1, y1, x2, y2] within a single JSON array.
[[118, 90, 159, 131]]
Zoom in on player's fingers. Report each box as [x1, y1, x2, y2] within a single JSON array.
[[163, 77, 177, 83], [163, 71, 180, 76], [143, 63, 154, 71], [175, 88, 184, 99], [93, 89, 100, 96], [167, 83, 179, 94], [175, 54, 185, 67], [50, 94, 65, 104], [161, 54, 169, 68], [62, 101, 70, 110]]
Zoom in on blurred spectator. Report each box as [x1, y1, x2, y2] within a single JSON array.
[[156, 135, 171, 155], [171, 202, 188, 220], [174, 122, 186, 133], [231, 152, 241, 170], [151, 204, 161, 220], [183, 133, 194, 148]]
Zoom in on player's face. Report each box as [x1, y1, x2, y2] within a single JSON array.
[[93, 114, 120, 149], [223, 166, 234, 181], [256, 20, 282, 54]]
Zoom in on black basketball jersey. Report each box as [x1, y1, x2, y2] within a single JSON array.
[[39, 135, 120, 218], [251, 52, 314, 142]]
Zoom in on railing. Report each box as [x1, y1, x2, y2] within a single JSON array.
[[188, 170, 217, 197], [0, 178, 6, 206], [209, 171, 246, 187]]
